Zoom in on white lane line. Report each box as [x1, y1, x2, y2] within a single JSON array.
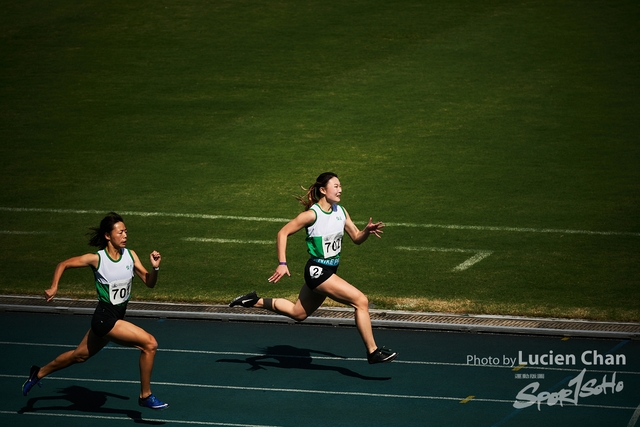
[[182, 237, 272, 245], [628, 401, 640, 427], [1, 207, 638, 237], [1, 375, 637, 410], [395, 246, 493, 271], [0, 374, 501, 403], [2, 341, 639, 375], [0, 410, 282, 427]]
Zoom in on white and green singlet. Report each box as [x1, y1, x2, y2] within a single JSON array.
[[305, 203, 346, 263], [93, 248, 135, 306]]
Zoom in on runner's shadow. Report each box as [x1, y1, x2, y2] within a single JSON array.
[[217, 344, 391, 381], [18, 385, 164, 424]]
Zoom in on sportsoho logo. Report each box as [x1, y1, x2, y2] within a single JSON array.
[[513, 368, 624, 411], [467, 349, 628, 411], [513, 350, 626, 410]]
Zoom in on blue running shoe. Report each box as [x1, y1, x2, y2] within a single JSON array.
[[138, 394, 169, 410], [22, 365, 41, 396]]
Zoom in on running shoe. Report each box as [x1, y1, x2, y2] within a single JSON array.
[[229, 291, 260, 308], [138, 394, 169, 410], [22, 365, 41, 396], [367, 347, 398, 364]]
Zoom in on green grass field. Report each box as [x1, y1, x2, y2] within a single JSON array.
[[1, 0, 638, 321]]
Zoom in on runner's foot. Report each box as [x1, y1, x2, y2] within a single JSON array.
[[229, 291, 260, 308], [22, 365, 41, 396], [138, 394, 169, 410], [367, 347, 398, 364]]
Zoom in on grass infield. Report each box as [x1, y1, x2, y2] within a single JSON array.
[[0, 0, 638, 321]]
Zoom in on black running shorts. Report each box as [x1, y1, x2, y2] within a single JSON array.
[[304, 259, 338, 290], [91, 301, 126, 337]]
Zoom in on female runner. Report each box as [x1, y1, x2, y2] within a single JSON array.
[[22, 212, 169, 410], [230, 172, 397, 364]]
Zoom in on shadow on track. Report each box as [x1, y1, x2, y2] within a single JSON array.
[[18, 385, 164, 424], [217, 344, 391, 381]]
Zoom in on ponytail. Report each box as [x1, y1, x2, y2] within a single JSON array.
[[296, 172, 338, 210], [87, 212, 124, 249]]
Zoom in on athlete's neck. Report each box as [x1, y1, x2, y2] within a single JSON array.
[[317, 199, 333, 212], [105, 245, 122, 261]]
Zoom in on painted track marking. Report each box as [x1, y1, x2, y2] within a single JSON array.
[[627, 401, 640, 427], [0, 410, 282, 427], [1, 207, 638, 237], [1, 374, 636, 410], [182, 237, 272, 245], [0, 230, 56, 235], [2, 341, 638, 376], [395, 246, 493, 271]]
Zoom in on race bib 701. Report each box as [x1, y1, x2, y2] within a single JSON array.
[[322, 232, 343, 258], [109, 279, 132, 305]]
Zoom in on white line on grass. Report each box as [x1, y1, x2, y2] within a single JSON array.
[[182, 237, 272, 245], [395, 246, 493, 271], [0, 207, 290, 223], [0, 230, 56, 235], [385, 221, 640, 237], [1, 207, 638, 237]]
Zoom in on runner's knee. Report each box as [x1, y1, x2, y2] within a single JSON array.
[[71, 350, 92, 364], [352, 293, 369, 311], [142, 334, 158, 354], [284, 303, 308, 322], [271, 298, 309, 322], [291, 311, 308, 322]]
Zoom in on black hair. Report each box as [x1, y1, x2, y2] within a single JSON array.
[[296, 172, 338, 210], [87, 212, 124, 249]]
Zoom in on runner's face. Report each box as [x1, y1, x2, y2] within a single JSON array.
[[106, 222, 128, 248], [321, 177, 342, 204]]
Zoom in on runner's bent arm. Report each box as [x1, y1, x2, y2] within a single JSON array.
[[132, 250, 161, 288], [45, 253, 99, 302], [343, 209, 385, 245], [268, 210, 316, 283]]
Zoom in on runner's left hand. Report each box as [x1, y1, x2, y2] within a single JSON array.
[[366, 218, 385, 238], [150, 251, 162, 269]]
